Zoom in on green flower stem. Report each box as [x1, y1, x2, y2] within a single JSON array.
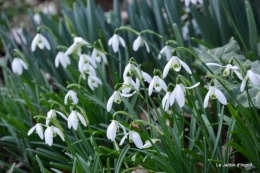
[[112, 111, 134, 121], [56, 45, 69, 51], [121, 167, 154, 173], [67, 83, 89, 93], [135, 119, 164, 135], [115, 26, 139, 35], [140, 29, 164, 39], [48, 100, 66, 111], [37, 26, 58, 41], [33, 115, 47, 122], [13, 49, 28, 64]]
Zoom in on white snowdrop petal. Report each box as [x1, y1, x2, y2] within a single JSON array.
[[132, 131, 143, 149], [163, 59, 173, 78], [41, 35, 51, 50], [203, 88, 211, 108], [248, 70, 259, 85], [107, 93, 115, 112], [175, 85, 185, 108], [77, 112, 87, 127], [206, 63, 226, 67], [36, 124, 44, 140], [148, 78, 155, 96], [133, 36, 141, 51], [27, 125, 37, 136], [233, 70, 243, 80], [143, 40, 150, 53], [214, 88, 227, 105], [31, 34, 40, 51], [44, 127, 53, 146], [119, 36, 126, 47], [179, 59, 192, 74], [53, 127, 65, 141]]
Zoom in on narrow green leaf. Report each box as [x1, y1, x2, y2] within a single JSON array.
[[7, 163, 16, 173], [115, 145, 130, 173]]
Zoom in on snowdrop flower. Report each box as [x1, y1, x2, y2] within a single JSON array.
[[170, 82, 200, 108], [33, 13, 41, 25], [11, 58, 28, 75], [91, 48, 107, 64], [123, 60, 152, 83], [11, 28, 27, 45], [31, 33, 50, 52], [106, 120, 127, 141], [46, 109, 68, 126], [64, 90, 78, 105], [185, 0, 203, 6], [78, 54, 97, 73], [133, 36, 150, 52], [163, 55, 192, 78], [240, 69, 260, 92], [107, 90, 136, 112], [27, 123, 44, 139], [206, 63, 243, 80], [119, 130, 143, 149], [68, 110, 87, 130], [44, 126, 64, 146], [65, 37, 90, 55], [142, 139, 160, 149], [106, 120, 119, 141], [148, 74, 167, 96], [87, 74, 102, 90], [158, 45, 173, 61], [55, 51, 71, 68], [204, 83, 227, 108], [108, 33, 126, 53], [162, 91, 172, 111], [122, 74, 140, 94]]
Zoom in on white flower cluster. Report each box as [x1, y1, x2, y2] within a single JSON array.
[[25, 28, 260, 150], [28, 90, 87, 146], [106, 34, 201, 149]]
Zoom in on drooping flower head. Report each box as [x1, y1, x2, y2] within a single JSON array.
[[108, 33, 126, 53], [55, 51, 71, 68], [123, 58, 152, 83], [122, 72, 140, 94], [240, 69, 260, 92], [148, 69, 167, 96], [11, 58, 28, 75], [91, 48, 107, 64], [44, 125, 65, 146], [170, 80, 200, 108], [204, 82, 227, 108], [106, 84, 136, 112], [65, 37, 90, 56], [158, 44, 173, 61], [119, 128, 143, 149], [163, 52, 192, 78], [27, 123, 44, 140], [46, 109, 68, 126], [31, 33, 51, 52], [67, 110, 87, 130], [133, 35, 150, 52], [64, 90, 78, 105], [206, 62, 243, 80]]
